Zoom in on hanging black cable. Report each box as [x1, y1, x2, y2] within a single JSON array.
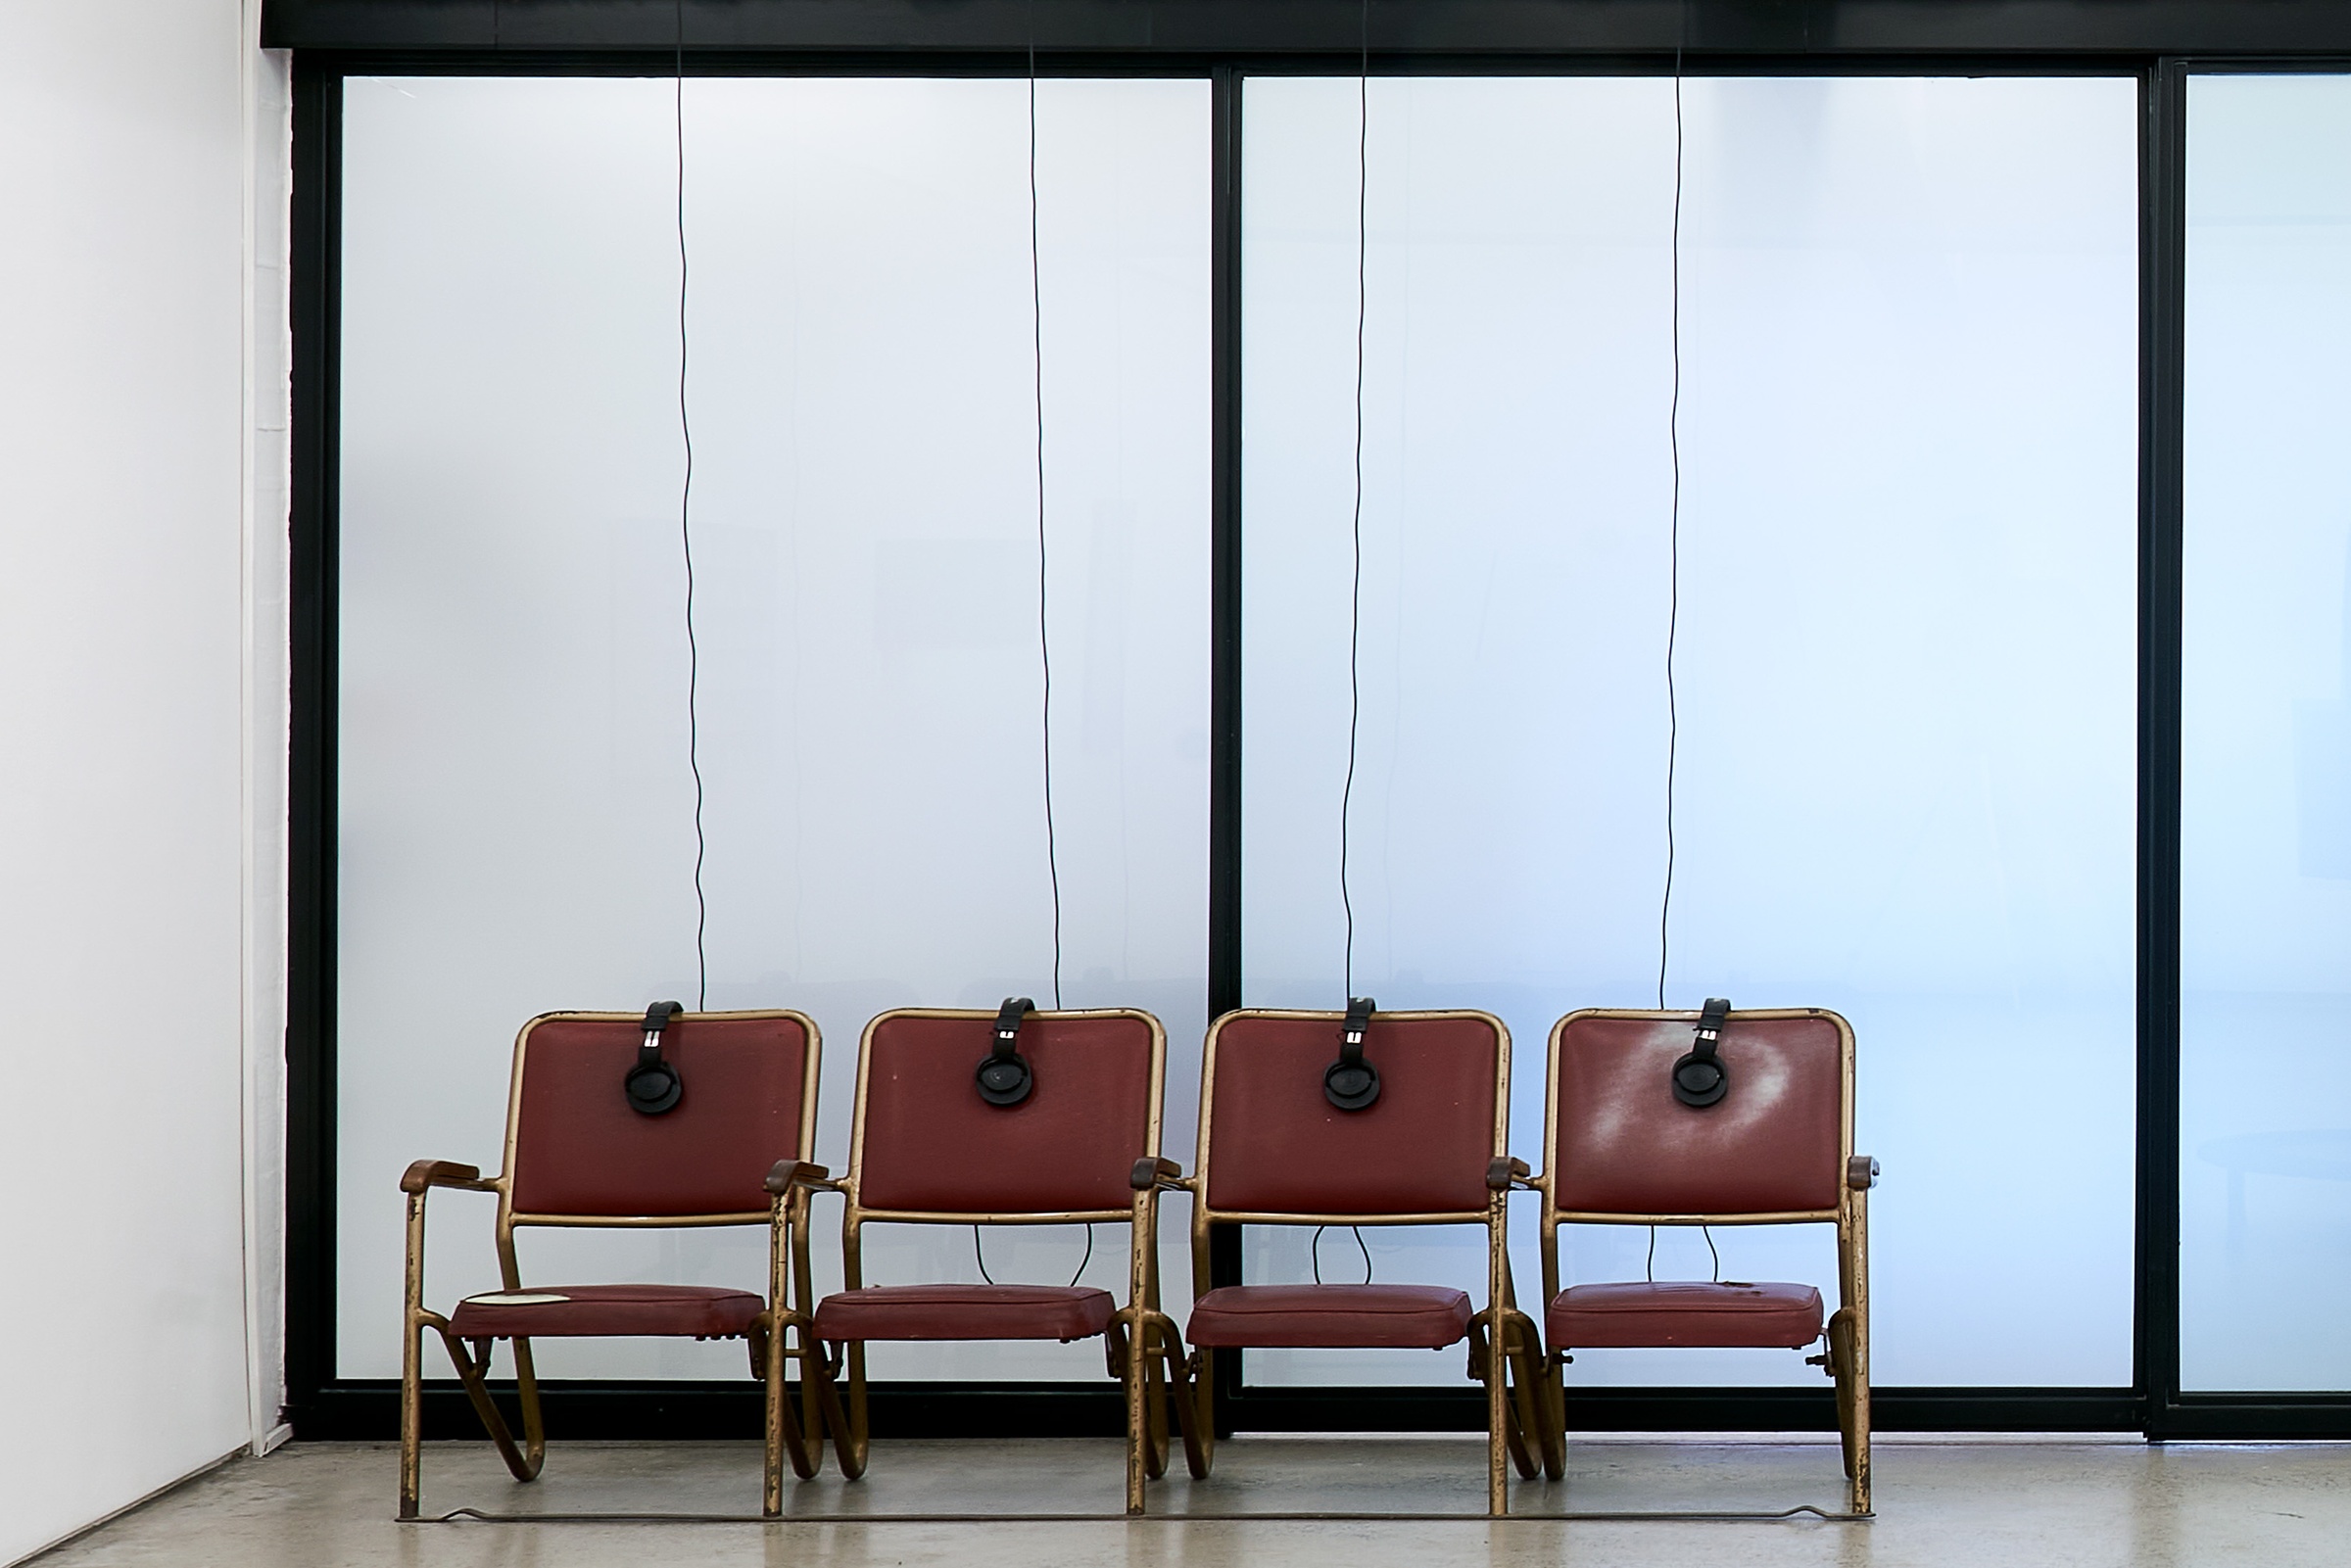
[[1339, 0, 1369, 1003], [1030, 15, 1090, 1297], [974, 1222, 1092, 1286], [675, 0, 707, 1011], [1334, 4, 1375, 1281], [1660, 14, 1723, 1295], [1030, 7, 1064, 1010], [1655, 16, 1686, 1015], [1310, 1223, 1375, 1287]]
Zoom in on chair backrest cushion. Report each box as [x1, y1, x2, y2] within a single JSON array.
[[1202, 1012, 1502, 1217], [855, 1011, 1158, 1215], [507, 1012, 811, 1217], [1550, 1011, 1844, 1216]]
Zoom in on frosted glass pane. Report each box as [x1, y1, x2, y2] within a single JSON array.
[[2181, 74, 2351, 1393], [336, 76, 1209, 1380], [1242, 76, 2137, 1387]]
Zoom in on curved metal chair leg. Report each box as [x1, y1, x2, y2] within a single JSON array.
[[435, 1329, 543, 1483], [1164, 1344, 1207, 1479], [798, 1338, 862, 1480], [783, 1333, 821, 1481], [1141, 1324, 1172, 1482], [1504, 1309, 1558, 1480], [511, 1338, 548, 1480], [1469, 1310, 1538, 1482], [828, 1343, 870, 1481], [1180, 1349, 1215, 1479]]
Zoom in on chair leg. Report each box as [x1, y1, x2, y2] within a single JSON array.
[[799, 1340, 851, 1479], [757, 1320, 781, 1519], [399, 1309, 429, 1519], [806, 1341, 868, 1481], [800, 1324, 824, 1471], [1179, 1349, 1215, 1479], [1485, 1323, 1510, 1516], [511, 1337, 547, 1479], [1830, 1308, 1871, 1513], [434, 1330, 542, 1483], [760, 1314, 819, 1518], [783, 1325, 821, 1480], [1110, 1316, 1146, 1515], [1141, 1312, 1181, 1483], [1504, 1308, 1559, 1481], [1543, 1354, 1569, 1484], [1154, 1326, 1199, 1480], [1470, 1312, 1539, 1482]]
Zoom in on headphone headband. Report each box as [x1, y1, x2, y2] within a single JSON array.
[[624, 1000, 687, 1116], [976, 997, 1037, 1107], [1323, 997, 1382, 1111], [1670, 997, 1733, 1109]]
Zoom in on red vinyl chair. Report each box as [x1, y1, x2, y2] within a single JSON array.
[[795, 1006, 1189, 1515], [1533, 1005, 1879, 1513], [397, 1007, 824, 1518], [1175, 1007, 1549, 1516]]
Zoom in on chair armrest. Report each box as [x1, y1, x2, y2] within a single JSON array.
[[765, 1159, 837, 1197], [399, 1160, 492, 1195], [1847, 1156, 1880, 1191], [1487, 1157, 1533, 1192], [1131, 1157, 1188, 1191]]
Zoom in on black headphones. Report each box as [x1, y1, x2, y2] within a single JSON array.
[[1670, 996, 1733, 1109], [1323, 997, 1381, 1112], [624, 1000, 686, 1116], [976, 996, 1036, 1107]]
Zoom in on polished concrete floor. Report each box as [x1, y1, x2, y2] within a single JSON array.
[[34, 1435, 2351, 1567]]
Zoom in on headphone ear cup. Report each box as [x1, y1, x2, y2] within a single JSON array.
[[625, 1060, 684, 1116], [1323, 1057, 1381, 1112], [976, 1053, 1034, 1107], [1670, 1050, 1726, 1109]]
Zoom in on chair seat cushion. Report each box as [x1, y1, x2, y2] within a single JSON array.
[[812, 1284, 1118, 1343], [1549, 1281, 1824, 1349], [1185, 1284, 1473, 1349], [447, 1283, 765, 1340]]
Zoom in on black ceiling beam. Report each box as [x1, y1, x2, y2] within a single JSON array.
[[260, 1, 2351, 58]]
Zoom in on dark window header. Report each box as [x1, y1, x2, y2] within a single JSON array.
[[259, 1, 2351, 60]]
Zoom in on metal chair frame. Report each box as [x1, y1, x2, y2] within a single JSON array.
[[397, 1008, 826, 1519], [794, 1006, 1191, 1516], [1177, 1008, 1550, 1516], [1529, 1006, 1876, 1514]]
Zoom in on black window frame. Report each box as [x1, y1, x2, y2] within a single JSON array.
[[275, 0, 2351, 1444]]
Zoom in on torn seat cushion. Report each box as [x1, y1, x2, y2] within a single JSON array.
[[447, 1283, 765, 1340]]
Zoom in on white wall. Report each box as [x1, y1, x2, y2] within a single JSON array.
[[0, 3, 287, 1560]]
